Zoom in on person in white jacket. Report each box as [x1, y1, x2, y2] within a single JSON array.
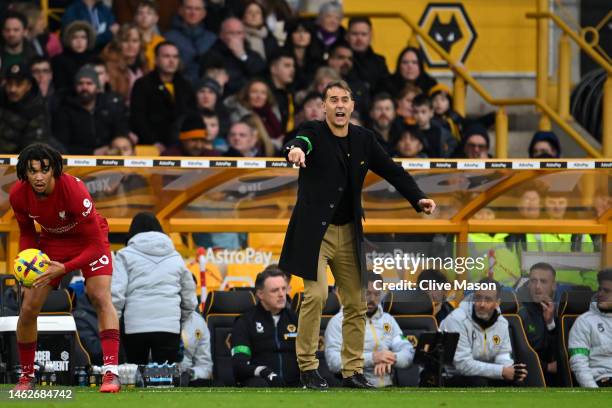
[[324, 274, 414, 387], [180, 309, 213, 385], [440, 278, 528, 386], [569, 269, 612, 388], [111, 212, 196, 364]]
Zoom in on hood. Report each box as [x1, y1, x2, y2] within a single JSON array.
[[170, 15, 208, 37], [529, 131, 561, 158], [127, 231, 175, 257]]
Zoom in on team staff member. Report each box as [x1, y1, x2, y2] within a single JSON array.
[[9, 143, 120, 392], [280, 80, 435, 389]]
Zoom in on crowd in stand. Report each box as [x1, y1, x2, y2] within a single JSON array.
[[0, 0, 564, 159]]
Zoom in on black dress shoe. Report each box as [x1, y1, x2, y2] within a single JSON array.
[[342, 372, 375, 389], [300, 369, 329, 390]]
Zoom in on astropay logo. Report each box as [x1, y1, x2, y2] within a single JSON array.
[[201, 247, 273, 265]]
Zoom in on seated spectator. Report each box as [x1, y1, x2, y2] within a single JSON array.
[[268, 50, 296, 133], [199, 54, 230, 96], [101, 23, 150, 102], [394, 125, 427, 158], [518, 262, 559, 385], [296, 66, 340, 106], [413, 94, 456, 158], [134, 0, 165, 70], [326, 41, 370, 118], [242, 0, 279, 62], [286, 91, 323, 143], [325, 274, 414, 387], [312, 1, 345, 57], [388, 46, 437, 97], [231, 267, 300, 387], [201, 108, 228, 152], [284, 18, 324, 91], [107, 134, 135, 156], [29, 56, 58, 116], [429, 83, 463, 141], [61, 0, 118, 51], [346, 17, 389, 96], [569, 269, 612, 388], [54, 65, 129, 154], [529, 131, 561, 158], [11, 3, 62, 58], [112, 212, 197, 365], [51, 21, 97, 92], [368, 92, 402, 153], [457, 124, 491, 159], [164, 0, 216, 83], [0, 11, 38, 77], [0, 63, 50, 154], [180, 308, 213, 386], [130, 41, 195, 148], [225, 79, 283, 146], [395, 83, 421, 125], [162, 112, 219, 156], [417, 269, 454, 324], [440, 278, 528, 387], [224, 117, 274, 157], [199, 17, 266, 96], [194, 77, 229, 136]]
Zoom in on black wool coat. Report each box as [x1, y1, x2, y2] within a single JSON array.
[[279, 120, 427, 281]]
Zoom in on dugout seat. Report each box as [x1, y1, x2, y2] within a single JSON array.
[[382, 290, 438, 386], [204, 290, 256, 386], [500, 291, 547, 387], [557, 290, 593, 387]]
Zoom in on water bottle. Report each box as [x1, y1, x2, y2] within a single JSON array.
[[46, 362, 56, 386], [88, 366, 97, 387], [93, 366, 102, 386], [39, 364, 48, 386], [75, 366, 88, 386]]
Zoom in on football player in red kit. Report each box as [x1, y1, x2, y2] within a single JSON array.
[[9, 144, 120, 392]]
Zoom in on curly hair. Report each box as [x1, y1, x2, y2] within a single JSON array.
[[16, 143, 63, 181]]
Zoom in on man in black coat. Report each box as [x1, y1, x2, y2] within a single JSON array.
[[130, 41, 195, 148], [280, 80, 435, 390]]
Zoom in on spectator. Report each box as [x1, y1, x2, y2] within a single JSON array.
[[417, 269, 454, 324], [29, 56, 57, 116], [312, 1, 345, 57], [130, 41, 195, 147], [0, 62, 50, 153], [162, 112, 219, 156], [225, 78, 283, 145], [429, 83, 463, 142], [268, 50, 296, 133], [201, 108, 227, 152], [0, 11, 37, 77], [11, 3, 62, 58], [107, 134, 135, 156], [134, 0, 165, 70], [194, 77, 229, 136], [518, 262, 559, 385], [283, 18, 323, 91], [285, 91, 323, 143], [346, 17, 389, 96], [326, 41, 370, 118], [112, 212, 197, 365], [180, 308, 213, 386], [388, 46, 437, 97], [529, 131, 561, 158], [199, 17, 266, 96], [54, 64, 129, 154], [458, 124, 491, 159], [231, 267, 300, 387], [297, 66, 340, 106], [395, 83, 421, 125], [394, 127, 426, 158], [224, 117, 274, 157], [199, 54, 230, 95], [440, 278, 528, 387], [101, 23, 149, 102], [51, 21, 97, 92], [242, 0, 279, 62], [368, 92, 402, 152], [413, 93, 456, 158], [325, 274, 414, 387], [61, 0, 118, 51], [569, 269, 612, 388], [164, 0, 216, 83]]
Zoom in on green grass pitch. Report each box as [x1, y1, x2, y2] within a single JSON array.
[[1, 388, 611, 408]]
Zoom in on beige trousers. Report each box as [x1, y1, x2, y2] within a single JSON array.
[[296, 223, 367, 377]]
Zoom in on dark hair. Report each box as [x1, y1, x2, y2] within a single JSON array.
[[263, 264, 291, 283], [418, 269, 449, 284], [88, 56, 106, 68], [137, 0, 159, 12], [367, 272, 382, 284], [477, 277, 501, 298], [371, 92, 395, 110], [322, 80, 353, 100], [529, 262, 556, 279], [412, 93, 432, 109], [598, 269, 612, 285], [328, 40, 352, 58], [126, 212, 164, 244], [255, 267, 287, 290], [2, 11, 28, 30], [154, 40, 178, 57], [200, 108, 218, 119], [29, 56, 51, 68], [269, 49, 295, 65], [348, 16, 372, 29], [16, 143, 63, 181], [301, 91, 323, 107]]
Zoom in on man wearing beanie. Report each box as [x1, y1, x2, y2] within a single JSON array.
[[53, 64, 128, 154], [162, 112, 220, 157], [529, 131, 561, 158], [460, 124, 491, 159]]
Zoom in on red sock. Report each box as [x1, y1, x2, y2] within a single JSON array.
[[17, 341, 37, 377], [100, 329, 120, 368]]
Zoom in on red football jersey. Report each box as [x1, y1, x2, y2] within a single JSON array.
[[9, 173, 109, 272]]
